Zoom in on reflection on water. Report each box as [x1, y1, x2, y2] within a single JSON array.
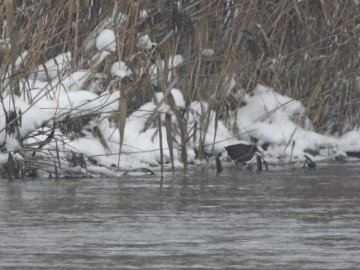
[[1, 165, 360, 269]]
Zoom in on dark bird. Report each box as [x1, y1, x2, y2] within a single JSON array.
[[225, 143, 260, 163], [345, 151, 360, 158]]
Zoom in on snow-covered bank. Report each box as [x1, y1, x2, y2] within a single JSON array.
[[1, 5, 360, 178], [1, 64, 360, 178]]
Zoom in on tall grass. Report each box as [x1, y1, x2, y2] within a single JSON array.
[[1, 1, 360, 176]]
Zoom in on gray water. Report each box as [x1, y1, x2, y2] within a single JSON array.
[[1, 165, 360, 269]]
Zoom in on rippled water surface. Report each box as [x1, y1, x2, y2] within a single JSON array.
[[1, 165, 360, 269]]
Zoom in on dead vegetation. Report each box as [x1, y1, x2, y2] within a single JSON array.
[[1, 0, 360, 177]]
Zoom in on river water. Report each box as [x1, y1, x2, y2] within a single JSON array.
[[1, 164, 360, 269]]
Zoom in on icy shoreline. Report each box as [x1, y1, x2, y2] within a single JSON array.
[[1, 72, 360, 178]]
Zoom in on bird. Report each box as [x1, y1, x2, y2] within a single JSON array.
[[225, 143, 260, 163]]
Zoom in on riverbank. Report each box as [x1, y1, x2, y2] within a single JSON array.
[[1, 81, 360, 179], [1, 1, 360, 178]]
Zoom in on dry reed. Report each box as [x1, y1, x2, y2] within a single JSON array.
[[1, 0, 360, 176]]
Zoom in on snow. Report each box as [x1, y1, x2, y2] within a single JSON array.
[[59, 70, 92, 92], [139, 10, 149, 19], [137, 34, 156, 50], [2, 43, 360, 177], [35, 52, 72, 81], [233, 84, 343, 163], [237, 84, 313, 148], [201, 49, 214, 57], [3, 68, 360, 177], [91, 51, 111, 68], [149, 55, 184, 86], [169, 88, 186, 108], [15, 51, 28, 69], [111, 61, 132, 78], [96, 29, 116, 52], [169, 55, 184, 68]]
